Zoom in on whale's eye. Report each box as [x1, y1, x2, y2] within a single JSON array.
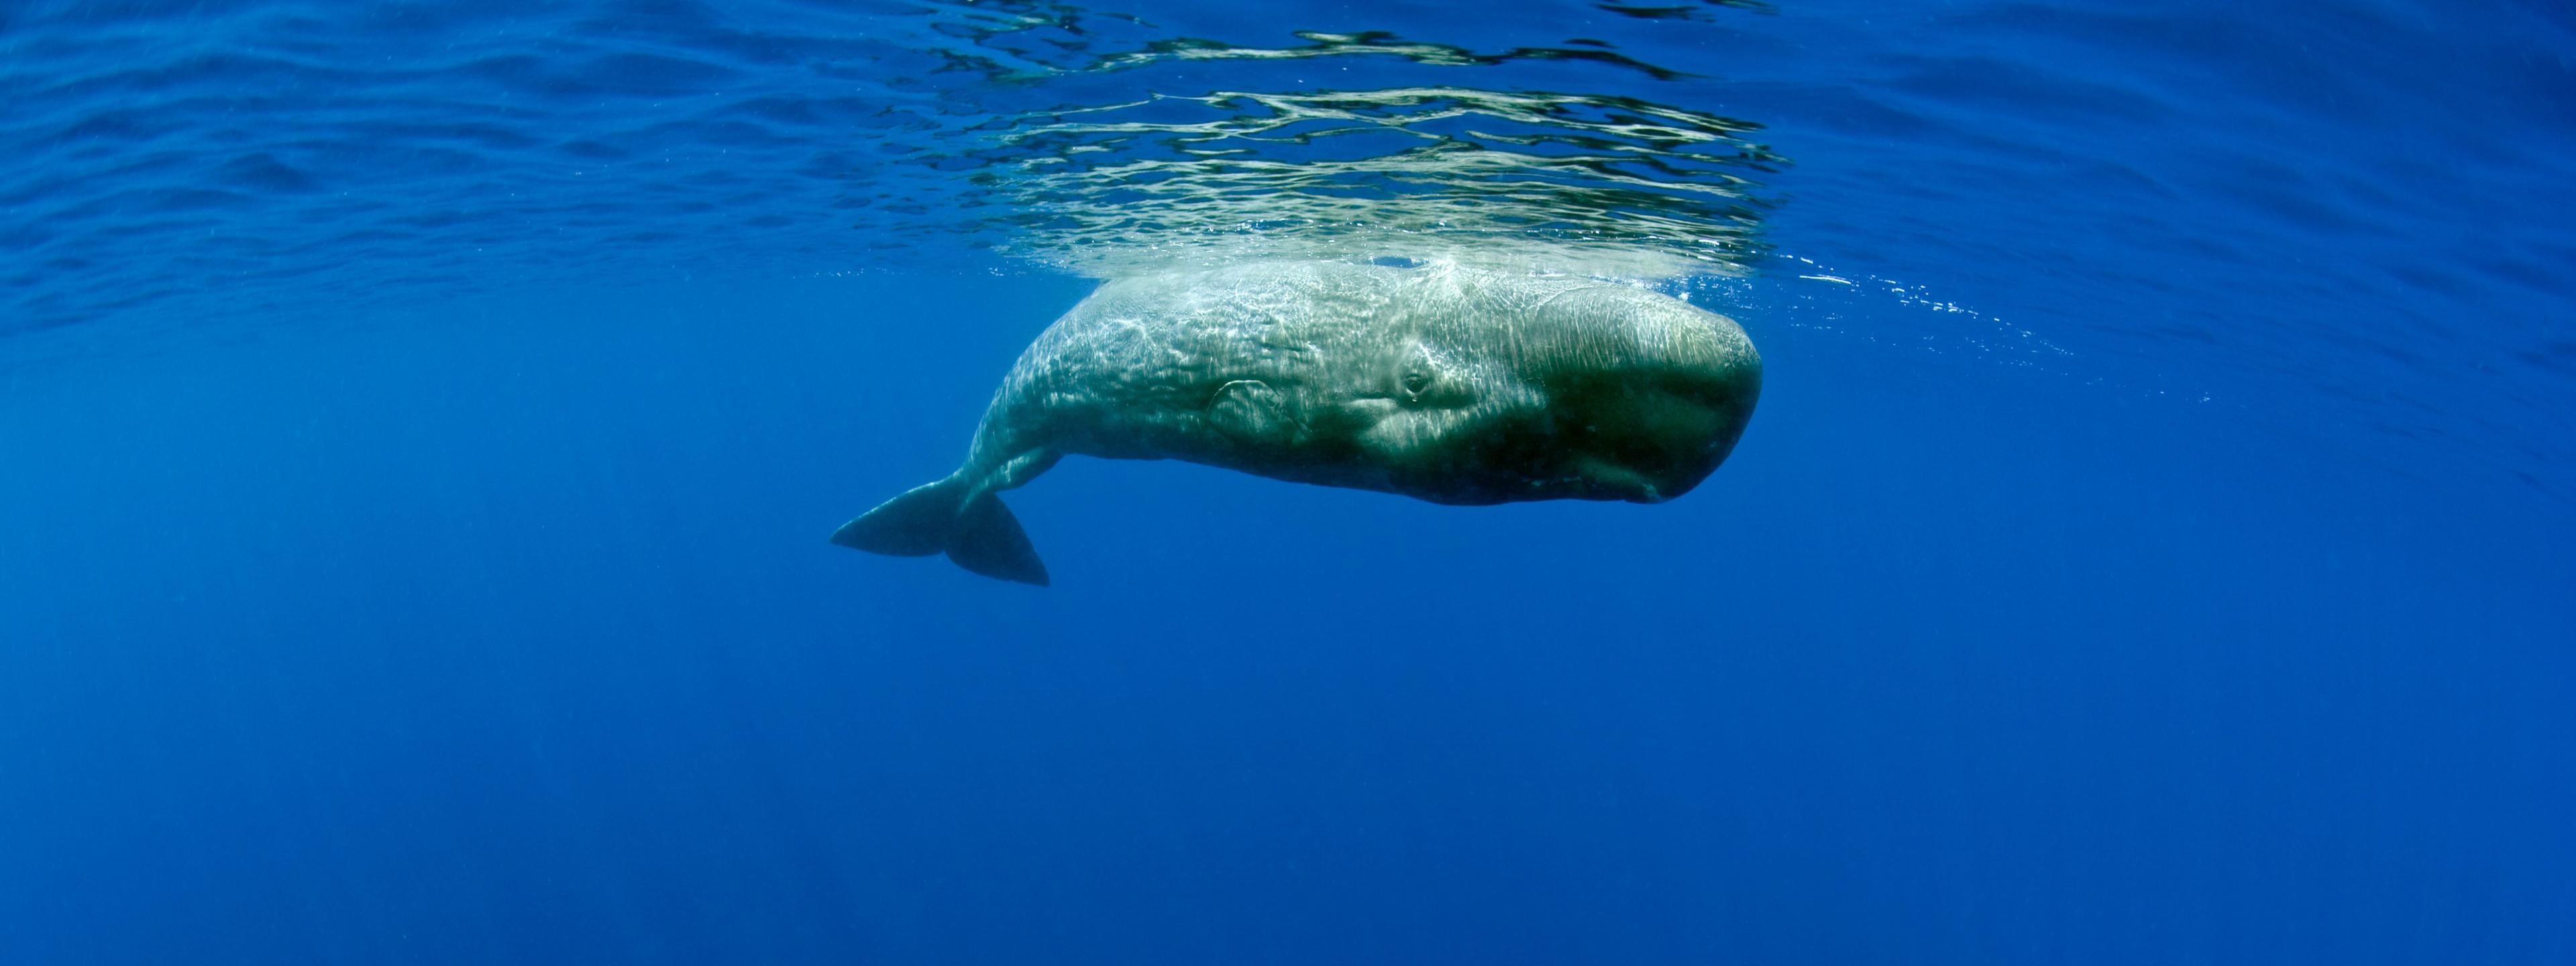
[[1401, 370, 1433, 396]]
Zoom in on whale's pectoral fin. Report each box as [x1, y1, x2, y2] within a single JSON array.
[[1209, 380, 1294, 446], [831, 474, 1050, 586], [946, 491, 1048, 586]]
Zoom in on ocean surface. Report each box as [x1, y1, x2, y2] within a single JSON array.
[[4, 1, 2573, 963]]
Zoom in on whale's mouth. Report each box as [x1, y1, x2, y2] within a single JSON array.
[[1380, 372, 1754, 506], [1565, 452, 1670, 503], [1542, 369, 1757, 502]]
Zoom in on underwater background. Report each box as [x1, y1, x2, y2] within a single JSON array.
[[4, 1, 2573, 963]]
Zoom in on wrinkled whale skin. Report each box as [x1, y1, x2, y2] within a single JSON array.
[[832, 260, 1762, 584]]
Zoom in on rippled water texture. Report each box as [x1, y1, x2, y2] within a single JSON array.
[[3, 1, 1782, 330], [5, 0, 2574, 492], [967, 87, 1777, 276]]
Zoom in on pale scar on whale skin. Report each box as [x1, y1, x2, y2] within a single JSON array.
[[830, 258, 1762, 586]]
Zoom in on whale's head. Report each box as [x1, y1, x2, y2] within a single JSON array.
[[1343, 282, 1761, 506]]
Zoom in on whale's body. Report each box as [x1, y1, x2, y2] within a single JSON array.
[[833, 260, 1762, 584]]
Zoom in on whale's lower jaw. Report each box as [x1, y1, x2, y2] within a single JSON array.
[[1362, 455, 1717, 507], [1192, 396, 1746, 507]]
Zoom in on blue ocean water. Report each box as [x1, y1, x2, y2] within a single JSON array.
[[4, 0, 2573, 962]]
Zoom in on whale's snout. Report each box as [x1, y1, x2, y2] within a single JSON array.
[[1381, 291, 1760, 506], [1522, 297, 1761, 502], [1546, 357, 1759, 502]]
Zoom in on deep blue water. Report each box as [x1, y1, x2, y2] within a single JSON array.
[[5, 1, 2574, 963]]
